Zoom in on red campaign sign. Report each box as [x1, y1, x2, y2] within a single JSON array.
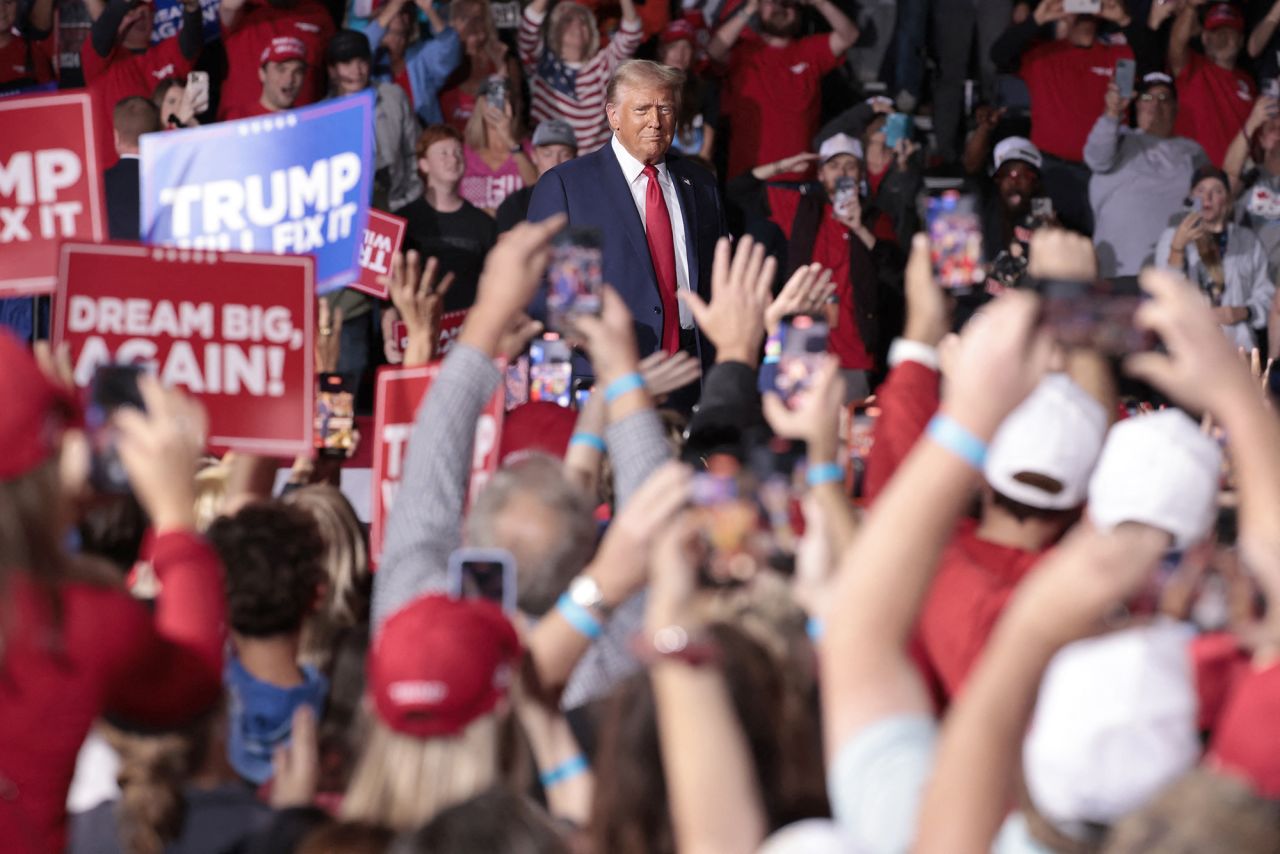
[[0, 91, 107, 297], [53, 243, 315, 456], [391, 310, 467, 361], [370, 362, 504, 567], [350, 209, 407, 299]]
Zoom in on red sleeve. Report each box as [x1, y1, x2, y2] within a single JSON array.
[[1176, 50, 1205, 88], [1192, 631, 1253, 733], [798, 33, 840, 76], [79, 38, 117, 83], [105, 530, 226, 726], [1207, 662, 1280, 797], [862, 359, 940, 503]]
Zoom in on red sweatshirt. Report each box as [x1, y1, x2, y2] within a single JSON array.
[[0, 531, 225, 854]]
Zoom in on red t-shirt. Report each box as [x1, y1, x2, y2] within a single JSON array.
[[439, 84, 477, 134], [218, 0, 335, 121], [1175, 52, 1256, 168], [725, 33, 841, 180], [0, 531, 225, 854], [0, 35, 54, 88], [1206, 661, 1280, 796], [863, 358, 940, 503], [222, 98, 278, 120], [915, 520, 1046, 700], [81, 36, 195, 170], [1020, 37, 1133, 163]]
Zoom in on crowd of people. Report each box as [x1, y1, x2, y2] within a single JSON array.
[[7, 0, 1280, 851]]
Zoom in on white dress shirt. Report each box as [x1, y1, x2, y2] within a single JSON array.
[[610, 134, 693, 328]]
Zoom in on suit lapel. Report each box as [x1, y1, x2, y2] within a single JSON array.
[[594, 147, 656, 281], [669, 159, 702, 297]]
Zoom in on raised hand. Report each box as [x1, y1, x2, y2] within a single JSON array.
[[766, 262, 836, 335], [680, 236, 776, 365], [315, 299, 343, 373], [638, 350, 702, 401], [114, 376, 207, 532], [385, 250, 455, 367]]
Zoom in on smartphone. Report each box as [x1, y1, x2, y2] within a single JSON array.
[[546, 228, 603, 332], [1029, 196, 1054, 223], [689, 461, 767, 587], [922, 190, 985, 292], [572, 377, 593, 410], [314, 372, 358, 458], [1115, 58, 1136, 100], [446, 547, 517, 613], [485, 75, 508, 112], [832, 176, 857, 220], [186, 70, 210, 115], [1265, 79, 1280, 99], [847, 402, 879, 499], [87, 364, 147, 494], [529, 335, 573, 407], [1190, 197, 1203, 215], [759, 314, 829, 409], [505, 356, 530, 410], [883, 112, 913, 149], [1035, 277, 1153, 356], [1062, 0, 1101, 12]]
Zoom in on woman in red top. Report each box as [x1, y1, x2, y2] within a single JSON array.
[[0, 333, 226, 854]]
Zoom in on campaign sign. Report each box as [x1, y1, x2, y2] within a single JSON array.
[[370, 363, 504, 566], [351, 209, 407, 299], [151, 0, 221, 45], [53, 243, 315, 456], [139, 92, 374, 295], [0, 92, 106, 297]]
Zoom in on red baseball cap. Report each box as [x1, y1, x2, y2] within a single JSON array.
[[498, 401, 577, 465], [1204, 3, 1245, 32], [259, 36, 308, 66], [660, 19, 697, 45], [0, 331, 80, 481], [369, 595, 521, 738]]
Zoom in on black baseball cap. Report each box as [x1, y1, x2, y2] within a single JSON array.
[[326, 29, 372, 65]]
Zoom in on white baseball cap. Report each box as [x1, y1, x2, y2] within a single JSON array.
[[1087, 409, 1222, 549], [819, 133, 864, 164], [984, 374, 1108, 510], [993, 136, 1043, 173], [1023, 620, 1199, 840]]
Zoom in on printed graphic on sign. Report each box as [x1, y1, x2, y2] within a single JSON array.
[[139, 92, 373, 294], [150, 0, 222, 44], [351, 208, 407, 299], [0, 92, 106, 297], [53, 243, 316, 456], [370, 363, 504, 567]]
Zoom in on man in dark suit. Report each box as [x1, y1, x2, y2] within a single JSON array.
[[527, 59, 728, 368], [104, 96, 160, 242]]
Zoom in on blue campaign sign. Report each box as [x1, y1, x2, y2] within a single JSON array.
[[140, 93, 375, 295], [151, 0, 222, 44]]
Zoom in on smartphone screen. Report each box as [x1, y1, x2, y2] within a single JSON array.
[[1062, 0, 1101, 12], [1036, 278, 1153, 356], [884, 112, 912, 149], [87, 364, 147, 494], [314, 372, 358, 458], [833, 177, 856, 219], [775, 315, 829, 408], [446, 547, 517, 613], [546, 228, 603, 333], [923, 190, 985, 292], [505, 356, 530, 410], [1115, 59, 1136, 100], [529, 335, 573, 407]]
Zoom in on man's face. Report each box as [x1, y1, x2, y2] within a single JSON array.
[[659, 39, 694, 72], [1203, 27, 1242, 66], [419, 138, 465, 184], [995, 161, 1039, 216], [381, 11, 411, 60], [330, 58, 369, 96], [259, 60, 306, 110], [119, 1, 153, 50], [532, 143, 575, 175], [1064, 14, 1097, 47], [0, 0, 19, 34], [1135, 85, 1176, 137], [758, 0, 800, 38], [1192, 177, 1231, 224], [818, 154, 861, 199], [606, 82, 677, 165]]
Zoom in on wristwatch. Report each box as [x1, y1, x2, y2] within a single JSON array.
[[568, 575, 611, 616]]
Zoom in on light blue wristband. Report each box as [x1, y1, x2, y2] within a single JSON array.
[[603, 372, 645, 403], [540, 754, 589, 788], [806, 462, 843, 487], [556, 592, 603, 640], [569, 433, 607, 453], [806, 617, 824, 642], [926, 414, 988, 470]]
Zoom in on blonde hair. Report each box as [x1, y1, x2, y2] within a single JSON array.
[[605, 59, 685, 107], [341, 713, 504, 832], [547, 1, 599, 62], [283, 484, 371, 671]]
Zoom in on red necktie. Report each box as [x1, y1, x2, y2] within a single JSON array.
[[642, 164, 680, 354]]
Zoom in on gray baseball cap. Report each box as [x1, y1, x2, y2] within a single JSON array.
[[532, 119, 578, 150]]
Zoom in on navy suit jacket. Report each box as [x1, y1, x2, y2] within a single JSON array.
[[103, 157, 141, 242], [527, 143, 728, 371]]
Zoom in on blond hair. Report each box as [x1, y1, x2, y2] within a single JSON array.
[[605, 59, 685, 107], [341, 713, 504, 832], [547, 1, 599, 61]]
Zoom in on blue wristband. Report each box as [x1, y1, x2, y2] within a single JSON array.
[[806, 462, 843, 487], [539, 754, 589, 788], [926, 414, 988, 470], [603, 372, 645, 403], [806, 617, 824, 642], [556, 592, 603, 640], [569, 433, 607, 453]]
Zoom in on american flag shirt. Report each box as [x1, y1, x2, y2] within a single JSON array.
[[519, 6, 642, 152]]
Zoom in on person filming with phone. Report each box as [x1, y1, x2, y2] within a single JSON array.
[[1157, 165, 1279, 356]]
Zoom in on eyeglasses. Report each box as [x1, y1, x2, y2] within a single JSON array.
[[1138, 92, 1174, 103]]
